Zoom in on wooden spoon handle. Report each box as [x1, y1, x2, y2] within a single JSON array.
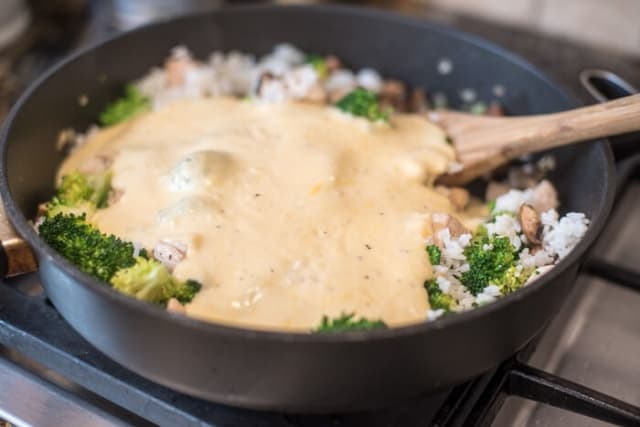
[[496, 93, 640, 158]]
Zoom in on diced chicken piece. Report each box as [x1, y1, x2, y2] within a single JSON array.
[[328, 87, 351, 103], [487, 101, 504, 117], [153, 239, 188, 271], [165, 48, 197, 87], [518, 204, 542, 245], [449, 188, 470, 210], [409, 87, 430, 113], [508, 167, 539, 190], [167, 298, 186, 314], [435, 186, 470, 210], [431, 213, 470, 246], [37, 203, 48, 217], [379, 79, 407, 112], [256, 72, 288, 102], [485, 181, 510, 202], [325, 55, 342, 72], [530, 180, 559, 213], [283, 65, 318, 99], [302, 84, 327, 103], [33, 215, 45, 230]]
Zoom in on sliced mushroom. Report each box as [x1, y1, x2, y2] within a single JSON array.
[[167, 298, 186, 314], [409, 87, 430, 113], [530, 179, 558, 213], [153, 239, 188, 272], [518, 204, 542, 245], [431, 213, 470, 246]]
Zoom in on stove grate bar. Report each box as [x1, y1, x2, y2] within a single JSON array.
[[583, 258, 640, 292], [505, 362, 640, 427], [460, 359, 640, 427]]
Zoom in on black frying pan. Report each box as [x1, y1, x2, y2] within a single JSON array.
[[0, 5, 615, 412]]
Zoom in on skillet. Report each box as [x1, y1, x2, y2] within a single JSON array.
[[0, 4, 615, 412]]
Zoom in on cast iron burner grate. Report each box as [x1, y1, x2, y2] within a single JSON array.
[[0, 161, 639, 427]]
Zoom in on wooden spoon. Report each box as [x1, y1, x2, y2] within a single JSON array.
[[432, 94, 640, 185]]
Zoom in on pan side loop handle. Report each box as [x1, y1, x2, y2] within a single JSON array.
[[580, 69, 640, 164], [0, 203, 37, 278], [579, 69, 638, 102]]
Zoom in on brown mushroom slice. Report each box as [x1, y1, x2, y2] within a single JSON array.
[[409, 87, 430, 113], [431, 213, 470, 246], [518, 204, 542, 245], [379, 79, 407, 112]]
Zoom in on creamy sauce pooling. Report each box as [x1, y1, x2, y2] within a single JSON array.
[[61, 98, 460, 330]]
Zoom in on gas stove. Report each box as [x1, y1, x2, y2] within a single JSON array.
[[1, 2, 639, 426]]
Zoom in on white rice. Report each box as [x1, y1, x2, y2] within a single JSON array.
[[430, 186, 589, 318], [135, 43, 392, 110]]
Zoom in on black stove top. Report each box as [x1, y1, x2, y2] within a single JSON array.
[[1, 3, 639, 426]]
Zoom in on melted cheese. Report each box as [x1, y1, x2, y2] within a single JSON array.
[[60, 98, 460, 330]]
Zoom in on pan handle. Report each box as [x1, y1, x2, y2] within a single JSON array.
[[0, 203, 37, 278]]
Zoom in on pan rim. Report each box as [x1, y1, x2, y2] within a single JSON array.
[[0, 3, 616, 343]]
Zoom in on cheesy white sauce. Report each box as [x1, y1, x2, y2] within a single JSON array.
[[60, 97, 464, 330]]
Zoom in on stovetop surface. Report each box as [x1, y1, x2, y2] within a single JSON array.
[[0, 2, 639, 426]]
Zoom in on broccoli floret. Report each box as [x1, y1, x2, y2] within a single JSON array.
[[493, 265, 533, 295], [460, 234, 517, 295], [314, 313, 387, 333], [335, 88, 390, 122], [47, 171, 112, 217], [424, 279, 455, 311], [426, 244, 441, 265], [38, 213, 136, 282], [110, 257, 202, 305], [304, 54, 329, 79], [173, 279, 202, 304], [99, 85, 150, 127]]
